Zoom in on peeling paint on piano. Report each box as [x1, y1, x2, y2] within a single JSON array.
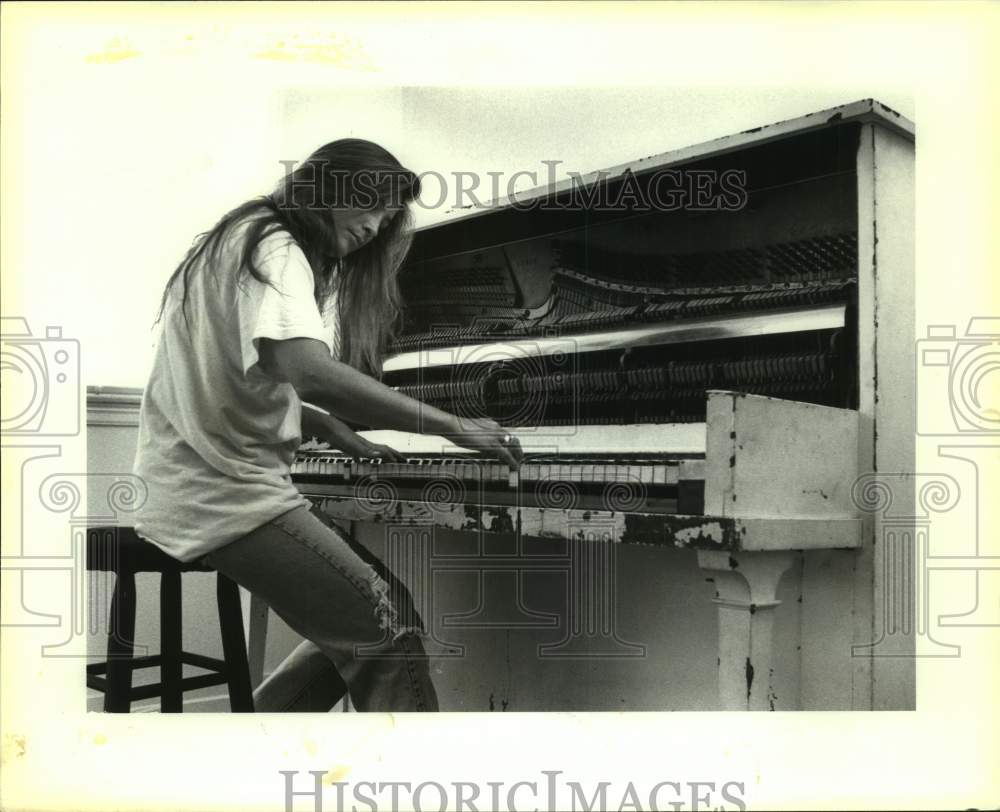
[[309, 494, 745, 550]]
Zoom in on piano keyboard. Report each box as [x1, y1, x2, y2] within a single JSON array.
[[292, 442, 706, 515], [292, 452, 700, 487]]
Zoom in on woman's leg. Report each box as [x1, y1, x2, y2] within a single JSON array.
[[253, 639, 347, 712], [249, 503, 425, 712], [203, 503, 438, 712]]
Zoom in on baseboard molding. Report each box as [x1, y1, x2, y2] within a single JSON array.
[[87, 385, 143, 427]]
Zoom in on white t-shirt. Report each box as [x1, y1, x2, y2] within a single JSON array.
[[133, 218, 340, 562]]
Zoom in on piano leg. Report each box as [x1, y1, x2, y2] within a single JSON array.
[[696, 550, 798, 711]]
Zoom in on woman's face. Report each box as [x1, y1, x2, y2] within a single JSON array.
[[331, 204, 400, 257]]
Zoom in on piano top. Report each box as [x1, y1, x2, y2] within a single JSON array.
[[413, 98, 913, 234]]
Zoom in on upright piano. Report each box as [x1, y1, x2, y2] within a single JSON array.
[[290, 99, 915, 711]]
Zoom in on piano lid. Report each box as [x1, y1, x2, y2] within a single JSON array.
[[414, 98, 913, 234]]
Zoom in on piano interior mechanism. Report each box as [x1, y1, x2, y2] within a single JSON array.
[[291, 100, 915, 711]]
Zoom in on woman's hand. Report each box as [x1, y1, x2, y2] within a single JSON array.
[[334, 432, 406, 462], [442, 417, 523, 470]]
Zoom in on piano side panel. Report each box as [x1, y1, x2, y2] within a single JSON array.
[[861, 123, 917, 710], [811, 121, 915, 712]]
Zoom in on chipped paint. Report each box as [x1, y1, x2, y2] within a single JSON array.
[[313, 493, 743, 549], [622, 515, 734, 549], [484, 505, 515, 534], [875, 100, 904, 119], [487, 692, 510, 711]]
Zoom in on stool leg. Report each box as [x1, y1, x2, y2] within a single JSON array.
[[216, 574, 254, 712], [160, 571, 183, 712], [105, 571, 136, 713]]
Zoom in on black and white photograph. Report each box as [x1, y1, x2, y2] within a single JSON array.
[[89, 96, 916, 716], [1, 3, 997, 812]]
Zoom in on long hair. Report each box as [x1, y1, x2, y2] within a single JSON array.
[[155, 139, 421, 379]]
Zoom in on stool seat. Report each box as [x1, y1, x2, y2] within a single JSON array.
[[86, 526, 212, 573], [86, 526, 254, 713]]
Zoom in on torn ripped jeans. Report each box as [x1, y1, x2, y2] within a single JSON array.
[[202, 501, 438, 712]]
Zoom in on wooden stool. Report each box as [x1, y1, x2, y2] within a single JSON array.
[[85, 526, 254, 713]]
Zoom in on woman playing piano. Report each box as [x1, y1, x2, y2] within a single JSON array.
[[133, 139, 523, 711]]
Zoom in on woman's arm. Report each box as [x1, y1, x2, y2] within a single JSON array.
[[259, 337, 522, 468], [301, 402, 357, 445], [301, 403, 405, 460]]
